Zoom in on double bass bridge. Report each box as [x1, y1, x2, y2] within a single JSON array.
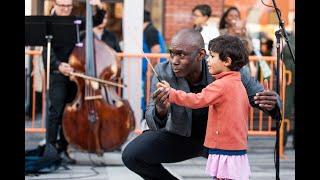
[[84, 95, 103, 100]]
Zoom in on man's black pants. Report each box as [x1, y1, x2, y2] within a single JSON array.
[[122, 129, 207, 180], [46, 73, 76, 152]]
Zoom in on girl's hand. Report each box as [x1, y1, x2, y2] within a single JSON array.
[[157, 80, 170, 90]]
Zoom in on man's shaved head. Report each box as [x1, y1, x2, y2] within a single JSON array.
[[168, 28, 206, 80], [171, 28, 204, 50]]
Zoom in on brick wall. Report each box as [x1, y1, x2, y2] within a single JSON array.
[[164, 0, 224, 44]]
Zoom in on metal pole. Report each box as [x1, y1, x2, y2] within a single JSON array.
[[44, 35, 52, 147], [275, 29, 282, 180]]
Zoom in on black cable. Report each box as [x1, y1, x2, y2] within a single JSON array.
[[25, 166, 100, 180], [88, 151, 103, 167], [261, 0, 282, 19], [274, 119, 283, 166], [261, 0, 274, 8], [275, 8, 281, 20]]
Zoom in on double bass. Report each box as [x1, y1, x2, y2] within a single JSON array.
[[62, 1, 135, 155]]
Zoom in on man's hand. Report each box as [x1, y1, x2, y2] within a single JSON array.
[[89, 0, 102, 7], [153, 87, 170, 118], [254, 79, 277, 111], [58, 62, 74, 76]]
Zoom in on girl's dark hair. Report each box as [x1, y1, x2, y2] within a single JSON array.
[[208, 35, 248, 71], [192, 4, 212, 17], [219, 6, 240, 30]]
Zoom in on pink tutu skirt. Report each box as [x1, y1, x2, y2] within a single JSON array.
[[205, 154, 251, 180]]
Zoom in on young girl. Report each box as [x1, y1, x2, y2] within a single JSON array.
[[157, 35, 251, 180]]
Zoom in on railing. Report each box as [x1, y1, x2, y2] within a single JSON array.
[[25, 50, 292, 158], [25, 49, 46, 133], [246, 56, 292, 159]]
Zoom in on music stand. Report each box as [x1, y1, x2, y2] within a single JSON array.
[[25, 15, 83, 88], [25, 16, 83, 47], [25, 16, 83, 151]]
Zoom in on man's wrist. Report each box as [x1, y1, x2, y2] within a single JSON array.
[[269, 106, 281, 120], [155, 106, 168, 119]]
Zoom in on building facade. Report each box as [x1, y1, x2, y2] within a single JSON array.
[[25, 0, 295, 49]]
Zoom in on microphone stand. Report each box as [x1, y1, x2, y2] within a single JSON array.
[[43, 35, 58, 157], [270, 1, 295, 180], [271, 0, 295, 63], [25, 15, 83, 157], [274, 29, 281, 180]]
